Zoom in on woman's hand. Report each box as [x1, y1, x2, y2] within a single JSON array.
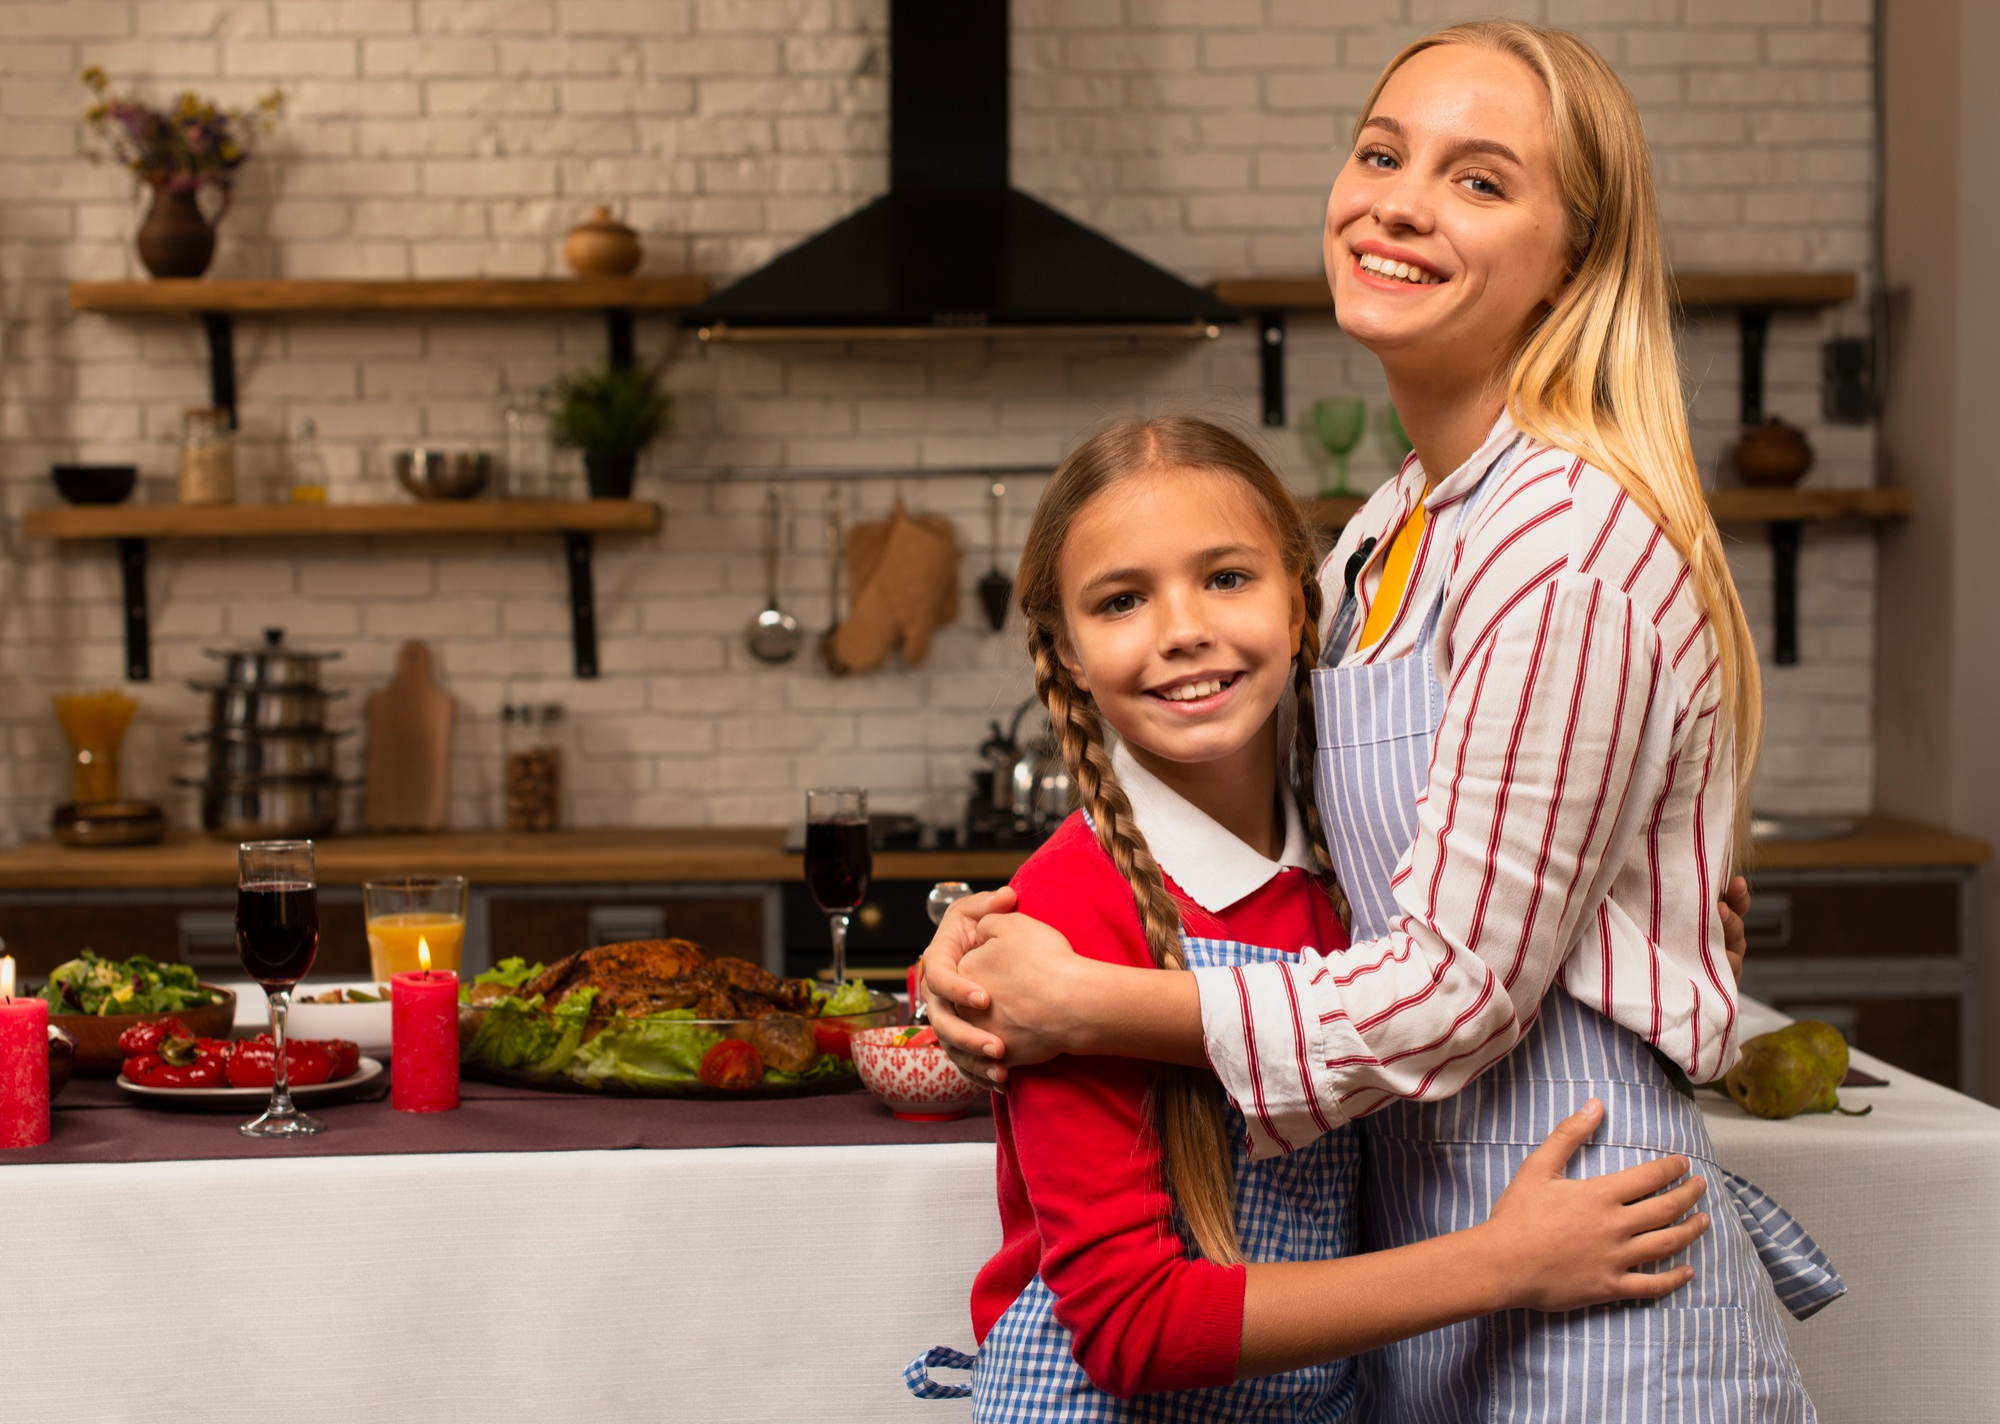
[[1479, 1099, 1711, 1313], [1721, 875, 1750, 987], [919, 888, 1016, 1084]]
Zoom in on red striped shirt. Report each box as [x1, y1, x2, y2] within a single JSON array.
[[1194, 416, 1743, 1158]]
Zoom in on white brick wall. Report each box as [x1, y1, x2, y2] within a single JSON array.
[[0, 0, 1875, 838]]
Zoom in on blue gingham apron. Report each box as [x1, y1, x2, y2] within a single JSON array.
[[1313, 441, 1840, 1423], [905, 932, 1364, 1421]]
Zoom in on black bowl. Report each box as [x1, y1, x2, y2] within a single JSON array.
[[51, 464, 138, 505]]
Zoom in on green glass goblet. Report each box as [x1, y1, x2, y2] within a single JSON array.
[[1311, 397, 1367, 498]]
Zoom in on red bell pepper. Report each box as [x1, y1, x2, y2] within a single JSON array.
[[224, 1035, 336, 1089], [117, 1018, 195, 1058], [121, 1032, 227, 1089]]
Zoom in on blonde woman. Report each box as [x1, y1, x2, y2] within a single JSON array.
[[923, 21, 1841, 1418]]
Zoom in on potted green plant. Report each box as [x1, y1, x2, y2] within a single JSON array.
[[81, 66, 282, 279], [548, 362, 673, 499]]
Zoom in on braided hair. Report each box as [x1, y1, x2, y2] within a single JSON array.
[[1017, 415, 1344, 1264]]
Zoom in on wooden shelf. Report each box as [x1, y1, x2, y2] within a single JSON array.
[[1210, 271, 1859, 313], [22, 501, 659, 681], [1305, 487, 1912, 533], [67, 277, 709, 314], [22, 499, 660, 542], [1706, 487, 1913, 524]]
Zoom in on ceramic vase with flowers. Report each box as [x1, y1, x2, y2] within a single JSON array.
[[81, 66, 282, 279]]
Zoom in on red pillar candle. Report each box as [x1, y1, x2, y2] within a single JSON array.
[[0, 957, 51, 1149], [391, 951, 459, 1113]]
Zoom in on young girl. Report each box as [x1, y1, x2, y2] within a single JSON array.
[[903, 416, 1713, 1417], [921, 20, 1841, 1422]]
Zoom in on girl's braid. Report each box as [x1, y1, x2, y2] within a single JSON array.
[[1288, 569, 1351, 929], [1028, 626, 1242, 1265]]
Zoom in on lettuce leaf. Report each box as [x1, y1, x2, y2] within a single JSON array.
[[464, 957, 542, 1002], [815, 979, 873, 1018], [762, 1053, 856, 1087], [568, 1009, 720, 1090], [463, 985, 598, 1076]]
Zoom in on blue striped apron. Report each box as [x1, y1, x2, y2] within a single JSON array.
[[1313, 443, 1841, 1422], [906, 933, 1364, 1421]]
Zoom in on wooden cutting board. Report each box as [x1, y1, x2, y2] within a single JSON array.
[[364, 641, 454, 832]]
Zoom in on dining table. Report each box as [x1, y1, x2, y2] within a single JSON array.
[[2, 1001, 1994, 1422]]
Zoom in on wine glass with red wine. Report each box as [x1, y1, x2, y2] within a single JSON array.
[[804, 787, 870, 989], [237, 839, 324, 1139]]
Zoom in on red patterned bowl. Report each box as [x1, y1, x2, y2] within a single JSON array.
[[851, 1027, 987, 1121]]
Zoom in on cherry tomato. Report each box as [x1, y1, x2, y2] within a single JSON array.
[[813, 1022, 853, 1061], [699, 1038, 763, 1090]]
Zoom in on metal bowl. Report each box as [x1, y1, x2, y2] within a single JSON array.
[[393, 449, 491, 501], [193, 728, 345, 777], [194, 775, 341, 839]]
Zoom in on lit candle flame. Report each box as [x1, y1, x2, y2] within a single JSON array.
[[0, 955, 12, 1001], [418, 937, 431, 974]]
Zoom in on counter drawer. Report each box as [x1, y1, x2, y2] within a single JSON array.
[[1739, 872, 1964, 959], [0, 890, 370, 981]]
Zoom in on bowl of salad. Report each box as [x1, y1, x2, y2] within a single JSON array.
[[456, 940, 898, 1098], [34, 951, 235, 1076]]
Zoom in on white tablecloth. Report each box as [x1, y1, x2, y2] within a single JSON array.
[[4, 1004, 1995, 1422]]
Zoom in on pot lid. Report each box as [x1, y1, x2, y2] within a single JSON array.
[[201, 627, 343, 661]]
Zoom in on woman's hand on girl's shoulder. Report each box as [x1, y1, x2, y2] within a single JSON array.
[[1477, 1099, 1711, 1313]]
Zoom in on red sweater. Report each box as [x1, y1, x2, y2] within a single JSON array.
[[969, 812, 1351, 1397]]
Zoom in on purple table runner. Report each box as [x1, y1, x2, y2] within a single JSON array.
[[6, 1075, 995, 1166]]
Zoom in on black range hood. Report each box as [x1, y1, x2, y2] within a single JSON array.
[[683, 0, 1240, 342]]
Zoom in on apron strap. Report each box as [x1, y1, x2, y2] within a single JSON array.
[[903, 1345, 977, 1400], [1717, 1169, 1848, 1321]]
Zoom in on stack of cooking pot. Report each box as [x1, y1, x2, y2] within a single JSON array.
[[185, 629, 346, 838]]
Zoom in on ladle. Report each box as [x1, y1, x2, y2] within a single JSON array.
[[746, 488, 802, 663], [978, 481, 1012, 631]]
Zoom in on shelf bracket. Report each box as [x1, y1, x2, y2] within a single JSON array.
[[606, 308, 635, 369], [1258, 311, 1285, 427], [1738, 307, 1771, 426], [564, 532, 600, 678], [118, 538, 150, 681], [199, 312, 237, 429], [1770, 519, 1801, 666]]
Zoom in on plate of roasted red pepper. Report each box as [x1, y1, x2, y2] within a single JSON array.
[[115, 1018, 382, 1108]]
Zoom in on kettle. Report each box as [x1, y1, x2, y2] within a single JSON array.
[[979, 696, 1076, 837]]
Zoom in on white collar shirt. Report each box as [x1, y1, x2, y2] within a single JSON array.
[[1111, 739, 1312, 916]]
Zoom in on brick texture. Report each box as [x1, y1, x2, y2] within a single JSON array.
[[1, 0, 1875, 838]]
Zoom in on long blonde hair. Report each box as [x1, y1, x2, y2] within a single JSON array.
[[1016, 415, 1343, 1266], [1358, 20, 1763, 835]]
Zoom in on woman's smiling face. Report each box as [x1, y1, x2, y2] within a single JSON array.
[[1324, 42, 1573, 377], [1055, 464, 1303, 778]]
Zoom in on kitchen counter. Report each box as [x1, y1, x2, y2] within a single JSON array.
[[0, 815, 1979, 890], [0, 827, 1037, 890]]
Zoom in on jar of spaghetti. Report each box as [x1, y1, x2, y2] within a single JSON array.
[[177, 407, 236, 506], [502, 703, 564, 832]]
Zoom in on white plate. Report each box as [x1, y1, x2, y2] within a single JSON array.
[[117, 1056, 384, 1104]]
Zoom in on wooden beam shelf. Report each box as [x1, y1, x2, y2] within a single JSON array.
[[22, 499, 660, 541], [1211, 270, 1861, 431], [22, 500, 661, 683], [67, 277, 709, 314], [66, 277, 710, 432]]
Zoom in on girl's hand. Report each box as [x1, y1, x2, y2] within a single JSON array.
[[1721, 875, 1751, 987], [920, 888, 1017, 1084], [1479, 1099, 1711, 1313]]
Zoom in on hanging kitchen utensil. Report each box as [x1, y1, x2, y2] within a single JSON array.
[[821, 487, 848, 675], [747, 487, 802, 664], [978, 481, 1011, 631], [827, 500, 961, 672], [363, 641, 454, 833]]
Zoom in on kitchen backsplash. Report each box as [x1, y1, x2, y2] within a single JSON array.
[[0, 0, 1878, 837]]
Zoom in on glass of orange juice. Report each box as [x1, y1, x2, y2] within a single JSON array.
[[363, 876, 468, 985]]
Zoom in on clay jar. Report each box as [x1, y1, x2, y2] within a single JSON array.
[[137, 181, 225, 279], [564, 205, 642, 277], [1731, 417, 1815, 489]]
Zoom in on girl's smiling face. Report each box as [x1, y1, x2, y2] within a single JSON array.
[[1056, 464, 1304, 783], [1324, 42, 1572, 378]]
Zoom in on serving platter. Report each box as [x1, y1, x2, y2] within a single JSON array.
[[116, 1057, 384, 1111]]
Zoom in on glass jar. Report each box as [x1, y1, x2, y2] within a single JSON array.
[[502, 703, 564, 831], [288, 417, 327, 504], [178, 407, 236, 506], [504, 407, 553, 499]]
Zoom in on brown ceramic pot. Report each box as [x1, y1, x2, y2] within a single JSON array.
[[136, 181, 225, 279], [1731, 418, 1815, 488], [53, 988, 238, 1077], [564, 205, 642, 277]]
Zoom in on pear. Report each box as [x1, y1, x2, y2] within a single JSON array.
[[1720, 1020, 1873, 1120]]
